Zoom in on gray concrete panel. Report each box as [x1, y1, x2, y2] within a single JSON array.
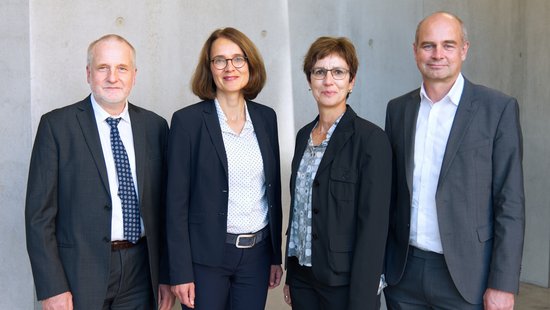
[[0, 1, 36, 309]]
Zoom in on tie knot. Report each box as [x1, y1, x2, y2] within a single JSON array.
[[106, 117, 122, 128]]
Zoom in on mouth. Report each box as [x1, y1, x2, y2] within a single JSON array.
[[223, 76, 239, 81], [321, 90, 338, 96], [427, 63, 447, 69]]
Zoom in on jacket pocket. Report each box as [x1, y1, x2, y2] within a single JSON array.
[[477, 225, 494, 242], [328, 234, 354, 272], [329, 166, 357, 201]]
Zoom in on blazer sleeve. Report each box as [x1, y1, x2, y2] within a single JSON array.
[[488, 97, 525, 293], [349, 128, 392, 309], [269, 109, 283, 265], [165, 112, 195, 285], [158, 120, 171, 284], [25, 115, 71, 300]]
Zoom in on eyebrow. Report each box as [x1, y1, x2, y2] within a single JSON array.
[[211, 53, 245, 58], [420, 39, 459, 45]]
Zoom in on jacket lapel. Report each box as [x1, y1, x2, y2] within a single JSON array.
[[247, 102, 273, 181], [202, 100, 228, 176], [315, 106, 355, 176], [75, 96, 110, 195], [404, 92, 420, 195], [128, 103, 147, 204], [438, 79, 478, 187]]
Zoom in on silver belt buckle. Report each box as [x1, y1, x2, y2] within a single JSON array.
[[236, 234, 256, 248]]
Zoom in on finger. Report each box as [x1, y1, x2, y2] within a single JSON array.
[[189, 284, 196, 308]]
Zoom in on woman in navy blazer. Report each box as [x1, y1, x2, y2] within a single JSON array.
[[283, 37, 392, 310], [166, 27, 283, 310]]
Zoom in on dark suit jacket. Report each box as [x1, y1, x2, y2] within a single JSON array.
[[384, 78, 525, 303], [285, 106, 392, 310], [25, 96, 169, 309], [165, 100, 282, 284]]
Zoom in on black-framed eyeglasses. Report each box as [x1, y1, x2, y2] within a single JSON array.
[[211, 56, 248, 70], [310, 67, 350, 80]]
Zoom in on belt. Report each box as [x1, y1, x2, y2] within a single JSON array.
[[408, 245, 444, 259], [111, 237, 145, 251], [226, 226, 269, 249]]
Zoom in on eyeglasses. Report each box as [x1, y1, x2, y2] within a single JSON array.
[[211, 56, 248, 70], [310, 67, 350, 80]]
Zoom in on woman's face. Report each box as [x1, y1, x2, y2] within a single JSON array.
[[308, 53, 355, 110], [210, 37, 250, 97]]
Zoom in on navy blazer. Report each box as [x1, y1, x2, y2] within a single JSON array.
[[384, 78, 525, 303], [25, 96, 169, 309], [285, 106, 392, 310], [166, 100, 282, 285]]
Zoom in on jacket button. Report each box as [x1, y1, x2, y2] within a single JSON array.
[[313, 208, 319, 214], [103, 237, 110, 243], [104, 205, 111, 210], [312, 233, 318, 240], [313, 180, 319, 187], [222, 189, 228, 193]]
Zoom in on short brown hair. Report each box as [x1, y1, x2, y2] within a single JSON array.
[[191, 27, 266, 100], [87, 34, 136, 67], [303, 36, 358, 83]]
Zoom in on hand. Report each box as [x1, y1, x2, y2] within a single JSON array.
[[171, 282, 195, 309], [483, 288, 515, 310], [41, 291, 73, 310], [158, 284, 175, 310], [269, 265, 283, 289], [283, 284, 292, 306]]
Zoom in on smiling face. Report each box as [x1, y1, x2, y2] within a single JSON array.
[[414, 13, 469, 85], [210, 37, 250, 97], [308, 53, 355, 110], [86, 38, 136, 111]]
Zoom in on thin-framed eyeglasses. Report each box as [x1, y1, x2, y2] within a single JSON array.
[[310, 67, 350, 80], [211, 56, 248, 70]]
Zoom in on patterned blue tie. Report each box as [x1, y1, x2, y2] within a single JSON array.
[[106, 117, 141, 243]]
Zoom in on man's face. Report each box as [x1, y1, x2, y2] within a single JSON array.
[[414, 13, 469, 85], [86, 39, 136, 109]]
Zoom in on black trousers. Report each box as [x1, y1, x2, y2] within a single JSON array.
[[103, 240, 154, 310], [384, 246, 482, 310], [286, 256, 351, 310], [183, 238, 272, 310]]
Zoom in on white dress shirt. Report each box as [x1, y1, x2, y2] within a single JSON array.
[[410, 74, 464, 253], [215, 99, 268, 234], [91, 95, 144, 241]]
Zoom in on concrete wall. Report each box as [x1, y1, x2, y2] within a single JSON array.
[[521, 0, 550, 287], [0, 1, 36, 309], [0, 0, 548, 308]]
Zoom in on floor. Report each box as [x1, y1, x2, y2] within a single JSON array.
[[172, 281, 550, 309], [517, 282, 550, 309]]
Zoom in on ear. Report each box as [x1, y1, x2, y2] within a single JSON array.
[[86, 65, 91, 84], [461, 41, 470, 61], [349, 76, 356, 90]]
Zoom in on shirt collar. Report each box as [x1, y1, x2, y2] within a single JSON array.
[[90, 94, 131, 123], [214, 98, 253, 132], [420, 73, 464, 106]]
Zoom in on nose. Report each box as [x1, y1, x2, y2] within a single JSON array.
[[107, 69, 118, 82], [224, 59, 236, 71], [432, 46, 444, 59], [323, 71, 335, 84]]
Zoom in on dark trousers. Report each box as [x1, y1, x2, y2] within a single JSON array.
[[286, 256, 350, 310], [384, 246, 482, 310], [103, 240, 154, 310], [183, 238, 271, 310]]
